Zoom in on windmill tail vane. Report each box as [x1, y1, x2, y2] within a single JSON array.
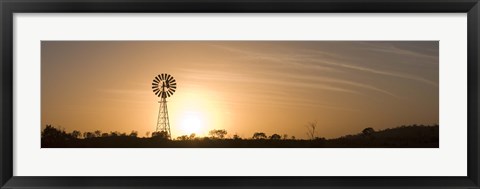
[[152, 73, 176, 139]]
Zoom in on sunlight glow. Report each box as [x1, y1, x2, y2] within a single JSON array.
[[180, 112, 205, 135], [169, 86, 228, 137]]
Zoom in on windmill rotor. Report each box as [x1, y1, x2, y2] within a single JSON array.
[[152, 73, 176, 98]]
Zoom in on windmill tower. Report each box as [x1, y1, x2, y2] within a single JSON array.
[[152, 73, 176, 139]]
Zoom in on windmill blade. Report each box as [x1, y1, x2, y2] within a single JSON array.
[[152, 73, 176, 98]]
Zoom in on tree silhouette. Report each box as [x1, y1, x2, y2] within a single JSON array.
[[41, 124, 439, 148], [270, 134, 281, 140], [42, 125, 71, 141], [94, 130, 102, 137], [84, 132, 95, 139], [129, 130, 138, 138], [152, 131, 169, 140], [306, 121, 318, 140], [71, 130, 81, 139], [252, 132, 267, 139], [209, 129, 227, 139], [362, 127, 375, 136], [233, 134, 241, 140], [177, 135, 189, 140]]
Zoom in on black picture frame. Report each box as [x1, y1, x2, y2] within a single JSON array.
[[1, 0, 479, 188]]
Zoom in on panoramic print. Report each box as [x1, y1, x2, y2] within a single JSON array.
[[41, 41, 439, 148]]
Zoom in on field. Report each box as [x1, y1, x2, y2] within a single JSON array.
[[41, 124, 439, 148]]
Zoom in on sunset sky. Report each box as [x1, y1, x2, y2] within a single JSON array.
[[41, 41, 438, 139]]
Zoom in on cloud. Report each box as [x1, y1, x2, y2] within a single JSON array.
[[179, 69, 361, 95], [210, 43, 438, 87], [357, 41, 439, 61], [304, 58, 438, 87], [99, 89, 151, 95]]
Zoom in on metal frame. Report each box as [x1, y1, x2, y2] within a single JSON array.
[[1, 0, 479, 188]]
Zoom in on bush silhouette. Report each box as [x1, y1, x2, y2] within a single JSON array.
[[177, 135, 189, 140], [41, 124, 439, 148], [129, 131, 138, 138], [233, 134, 242, 140], [362, 127, 375, 136], [270, 134, 281, 140], [151, 131, 169, 140], [94, 130, 102, 137], [71, 130, 81, 139]]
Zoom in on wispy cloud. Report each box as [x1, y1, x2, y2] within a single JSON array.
[[99, 89, 151, 96], [179, 69, 360, 95], [302, 58, 438, 87], [357, 41, 439, 61], [210, 43, 438, 87]]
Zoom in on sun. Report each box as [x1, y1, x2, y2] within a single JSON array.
[[180, 112, 205, 135]]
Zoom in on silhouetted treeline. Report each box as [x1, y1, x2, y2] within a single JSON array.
[[41, 124, 439, 148]]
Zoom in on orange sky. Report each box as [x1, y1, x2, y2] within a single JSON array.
[[41, 41, 439, 139]]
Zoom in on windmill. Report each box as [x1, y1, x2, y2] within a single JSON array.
[[152, 73, 176, 139]]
